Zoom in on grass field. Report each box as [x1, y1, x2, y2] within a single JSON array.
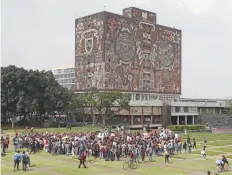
[[1, 127, 232, 175]]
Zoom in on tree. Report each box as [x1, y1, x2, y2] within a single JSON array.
[[227, 100, 232, 114], [69, 93, 90, 123], [67, 89, 130, 127], [87, 90, 130, 127], [1, 65, 72, 128], [1, 65, 28, 128]]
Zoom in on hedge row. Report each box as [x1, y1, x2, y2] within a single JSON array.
[[167, 125, 206, 131]]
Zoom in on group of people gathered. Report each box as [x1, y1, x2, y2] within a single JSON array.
[[5, 127, 201, 169], [1, 126, 230, 172]]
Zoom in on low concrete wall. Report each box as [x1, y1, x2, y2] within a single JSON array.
[[198, 114, 232, 128]]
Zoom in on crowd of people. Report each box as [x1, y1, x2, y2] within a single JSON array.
[[1, 126, 230, 173], [3, 127, 198, 167]]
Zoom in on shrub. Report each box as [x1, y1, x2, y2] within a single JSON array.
[[168, 125, 206, 131]]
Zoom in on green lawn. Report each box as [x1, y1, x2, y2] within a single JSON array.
[[1, 128, 232, 175], [213, 147, 232, 153], [3, 126, 101, 134]]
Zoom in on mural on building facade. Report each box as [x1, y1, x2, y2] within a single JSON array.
[[75, 9, 181, 94], [123, 7, 156, 24], [75, 13, 104, 90]]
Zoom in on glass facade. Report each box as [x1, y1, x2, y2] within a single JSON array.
[[53, 68, 75, 90]]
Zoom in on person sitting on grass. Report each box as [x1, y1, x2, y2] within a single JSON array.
[[222, 155, 230, 170]]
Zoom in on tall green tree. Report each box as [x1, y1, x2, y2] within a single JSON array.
[[87, 90, 130, 127], [1, 65, 28, 128], [1, 65, 72, 128], [69, 93, 90, 123]]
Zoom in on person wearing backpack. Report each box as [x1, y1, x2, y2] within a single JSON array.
[[26, 150, 31, 167], [13, 151, 21, 171], [22, 151, 29, 171]]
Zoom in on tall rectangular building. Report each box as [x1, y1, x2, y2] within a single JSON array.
[[53, 68, 75, 89], [75, 7, 181, 95]]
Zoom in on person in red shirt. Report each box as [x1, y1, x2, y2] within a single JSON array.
[[129, 151, 135, 164], [130, 151, 135, 158], [5, 139, 9, 151], [78, 150, 87, 168], [15, 130, 18, 137]]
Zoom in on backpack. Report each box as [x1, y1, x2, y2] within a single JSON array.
[[14, 154, 21, 161], [22, 155, 28, 163]]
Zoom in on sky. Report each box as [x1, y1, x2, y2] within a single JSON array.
[[1, 0, 232, 99]]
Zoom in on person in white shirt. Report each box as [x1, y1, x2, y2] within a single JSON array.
[[201, 148, 206, 160], [71, 141, 75, 159]]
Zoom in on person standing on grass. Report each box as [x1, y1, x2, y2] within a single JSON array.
[[193, 138, 196, 149], [204, 136, 207, 147], [22, 151, 29, 171], [135, 145, 140, 163], [78, 150, 87, 168], [188, 142, 192, 153], [164, 148, 169, 163], [147, 145, 153, 162], [13, 151, 21, 171], [201, 147, 207, 160], [141, 146, 145, 163], [177, 141, 182, 154], [183, 141, 187, 153], [13, 137, 18, 152], [26, 150, 31, 167], [5, 135, 9, 151], [1, 137, 6, 155], [187, 135, 191, 144], [30, 140, 36, 154]]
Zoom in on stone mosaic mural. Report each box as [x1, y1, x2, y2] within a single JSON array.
[[75, 8, 181, 94]]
